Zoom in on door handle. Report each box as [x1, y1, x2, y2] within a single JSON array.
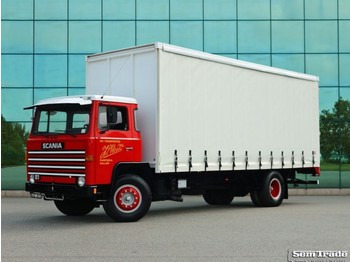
[[125, 147, 134, 151]]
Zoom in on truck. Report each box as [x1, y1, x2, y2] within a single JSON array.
[[25, 43, 320, 222]]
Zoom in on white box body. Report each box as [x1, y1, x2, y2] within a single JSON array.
[[86, 43, 320, 174]]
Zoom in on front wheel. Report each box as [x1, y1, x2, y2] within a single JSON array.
[[103, 175, 152, 222], [54, 199, 95, 216]]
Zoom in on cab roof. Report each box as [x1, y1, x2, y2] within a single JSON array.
[[24, 95, 138, 109]]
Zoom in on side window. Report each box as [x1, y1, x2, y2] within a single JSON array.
[[98, 105, 128, 131]]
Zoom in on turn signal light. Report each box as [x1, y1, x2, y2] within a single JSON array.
[[85, 155, 94, 162]]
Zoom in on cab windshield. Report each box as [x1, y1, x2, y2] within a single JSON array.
[[32, 104, 91, 135]]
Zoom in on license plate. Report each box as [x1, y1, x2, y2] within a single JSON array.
[[30, 192, 43, 199]]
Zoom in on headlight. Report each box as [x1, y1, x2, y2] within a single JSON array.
[[77, 177, 85, 187], [29, 174, 35, 184]]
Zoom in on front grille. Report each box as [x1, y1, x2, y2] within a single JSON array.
[[27, 150, 86, 177]]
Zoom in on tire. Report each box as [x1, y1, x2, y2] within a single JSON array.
[[203, 190, 234, 205], [54, 199, 95, 216], [250, 191, 262, 207], [257, 171, 285, 207], [103, 175, 152, 222]]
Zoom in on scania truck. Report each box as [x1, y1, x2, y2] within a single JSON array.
[[25, 43, 320, 222]]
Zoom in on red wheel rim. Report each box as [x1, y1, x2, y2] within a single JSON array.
[[114, 185, 142, 213], [270, 178, 281, 200]]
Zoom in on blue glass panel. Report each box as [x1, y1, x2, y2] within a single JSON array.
[[34, 88, 67, 104], [69, 0, 101, 20], [103, 0, 135, 19], [2, 21, 33, 53], [238, 21, 270, 53], [137, 21, 169, 45], [272, 21, 304, 53], [204, 0, 236, 20], [35, 0, 67, 20], [1, 88, 33, 121], [238, 0, 270, 20], [2, 55, 33, 87], [339, 0, 350, 19], [35, 22, 67, 53], [339, 21, 350, 52], [305, 0, 337, 19], [340, 55, 350, 86], [340, 88, 350, 100], [238, 54, 271, 66], [69, 22, 101, 53], [319, 88, 339, 111], [103, 21, 135, 51], [68, 88, 86, 96], [34, 55, 67, 88], [204, 21, 236, 53], [271, 0, 303, 19], [305, 21, 337, 53], [137, 0, 169, 20], [170, 22, 203, 51], [1, 0, 33, 19], [170, 0, 203, 20], [306, 54, 338, 87], [272, 54, 304, 73], [69, 55, 86, 87]]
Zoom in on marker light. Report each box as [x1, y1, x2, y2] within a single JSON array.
[[77, 177, 85, 187], [29, 174, 35, 184]]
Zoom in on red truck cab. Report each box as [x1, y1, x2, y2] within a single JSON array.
[[25, 95, 142, 216]]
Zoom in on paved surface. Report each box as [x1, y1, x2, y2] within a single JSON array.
[[2, 196, 350, 262]]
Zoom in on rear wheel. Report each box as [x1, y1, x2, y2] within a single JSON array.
[[203, 190, 234, 205], [254, 171, 285, 207], [54, 199, 95, 216], [103, 175, 152, 222]]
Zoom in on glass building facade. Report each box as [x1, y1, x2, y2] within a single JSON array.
[[2, 0, 350, 188]]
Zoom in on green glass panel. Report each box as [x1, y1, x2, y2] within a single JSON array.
[[34, 55, 67, 87], [306, 54, 338, 87], [103, 0, 135, 19], [68, 88, 86, 96], [1, 88, 33, 121], [170, 21, 203, 51], [204, 21, 236, 53], [319, 88, 339, 111], [238, 54, 271, 66], [2, 21, 33, 53], [1, 0, 33, 19], [305, 0, 337, 19], [69, 22, 101, 53], [238, 21, 270, 53], [305, 21, 337, 53], [1, 55, 33, 87], [272, 54, 304, 73], [339, 0, 350, 19], [170, 0, 203, 20], [340, 88, 350, 100], [204, 0, 236, 20], [103, 21, 135, 51], [137, 0, 169, 20], [340, 55, 350, 86], [271, 0, 303, 19], [271, 21, 304, 53], [137, 21, 169, 45], [69, 55, 86, 87], [35, 0, 67, 19], [34, 88, 67, 104], [69, 0, 101, 19], [339, 21, 350, 52], [35, 22, 67, 53], [238, 0, 270, 19]]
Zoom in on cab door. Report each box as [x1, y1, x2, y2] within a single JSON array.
[[95, 102, 136, 184]]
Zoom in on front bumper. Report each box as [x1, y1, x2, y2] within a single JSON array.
[[25, 182, 97, 200]]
